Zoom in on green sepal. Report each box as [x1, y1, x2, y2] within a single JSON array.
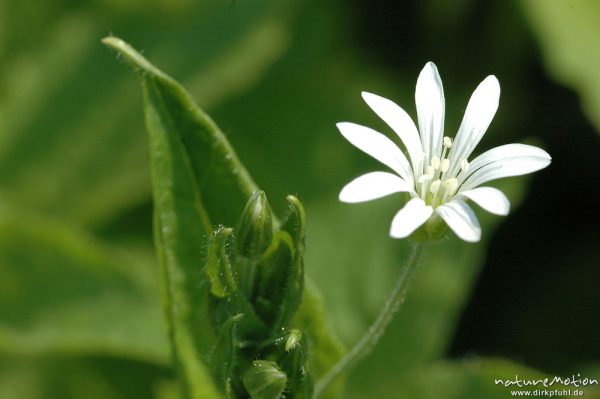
[[206, 227, 236, 298], [210, 314, 244, 398], [206, 226, 266, 336], [281, 195, 306, 248], [274, 196, 306, 331], [279, 330, 313, 399], [254, 231, 295, 328], [410, 212, 450, 242], [242, 360, 288, 399]]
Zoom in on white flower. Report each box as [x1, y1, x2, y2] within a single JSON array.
[[338, 62, 551, 242]]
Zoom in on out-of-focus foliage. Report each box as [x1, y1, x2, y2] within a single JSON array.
[[0, 0, 295, 227], [0, 0, 598, 398], [521, 0, 600, 134], [0, 204, 166, 363]]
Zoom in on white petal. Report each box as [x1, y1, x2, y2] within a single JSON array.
[[447, 75, 500, 177], [361, 92, 423, 174], [339, 171, 415, 203], [415, 62, 445, 166], [459, 145, 551, 191], [389, 198, 433, 239], [337, 122, 413, 182], [459, 187, 510, 216], [435, 200, 481, 242], [458, 144, 550, 181]]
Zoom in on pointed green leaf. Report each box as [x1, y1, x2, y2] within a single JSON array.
[[103, 36, 261, 399], [103, 36, 347, 399], [103, 36, 259, 231]]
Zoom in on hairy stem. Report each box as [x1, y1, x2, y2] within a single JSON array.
[[313, 241, 427, 398]]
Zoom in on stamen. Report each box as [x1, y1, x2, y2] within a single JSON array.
[[416, 152, 425, 176], [418, 174, 432, 184], [426, 166, 435, 176], [418, 172, 433, 198], [429, 180, 441, 194], [443, 178, 458, 196], [431, 156, 440, 170], [443, 136, 453, 149], [461, 159, 470, 172], [440, 159, 450, 173], [443, 178, 458, 189]]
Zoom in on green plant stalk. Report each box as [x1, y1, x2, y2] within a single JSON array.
[[313, 241, 427, 398]]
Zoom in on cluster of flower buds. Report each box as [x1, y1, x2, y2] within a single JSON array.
[[205, 191, 313, 399]]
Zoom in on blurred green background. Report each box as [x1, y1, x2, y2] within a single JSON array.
[[1, 0, 599, 398]]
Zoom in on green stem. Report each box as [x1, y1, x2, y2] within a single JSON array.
[[313, 241, 427, 398]]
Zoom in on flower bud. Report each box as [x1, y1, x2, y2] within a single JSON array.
[[236, 191, 274, 260], [243, 360, 287, 399], [280, 329, 313, 398]]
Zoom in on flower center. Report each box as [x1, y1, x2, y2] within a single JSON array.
[[416, 136, 469, 207]]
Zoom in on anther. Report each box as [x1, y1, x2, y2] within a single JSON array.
[[431, 156, 440, 170], [461, 159, 470, 172], [440, 159, 450, 173], [443, 178, 458, 192], [443, 136, 453, 149]]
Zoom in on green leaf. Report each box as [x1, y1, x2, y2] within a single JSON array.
[[0, 202, 167, 364], [103, 36, 259, 230], [102, 36, 345, 399], [521, 0, 600, 134], [103, 36, 255, 399]]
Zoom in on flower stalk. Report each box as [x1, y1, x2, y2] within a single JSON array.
[[313, 241, 427, 398]]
